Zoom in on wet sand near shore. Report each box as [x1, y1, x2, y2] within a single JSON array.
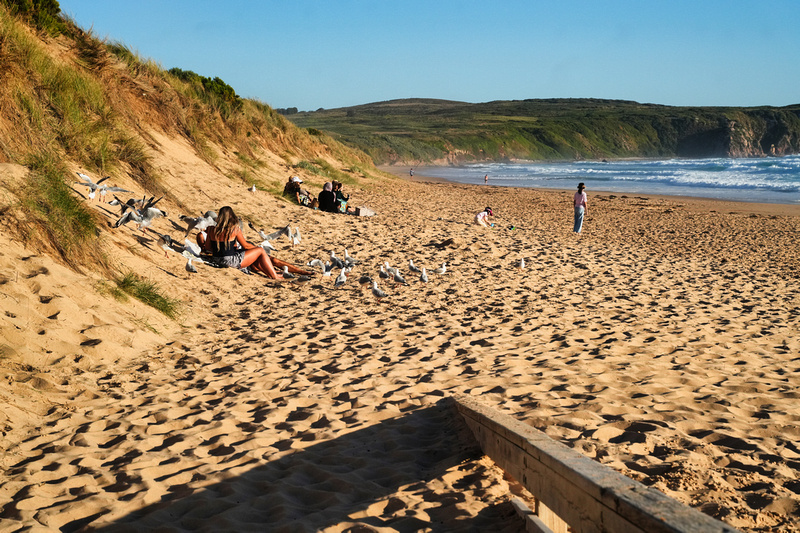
[[2, 170, 800, 531]]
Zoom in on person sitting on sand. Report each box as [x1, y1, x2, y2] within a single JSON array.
[[318, 182, 338, 213], [197, 206, 312, 279], [283, 176, 313, 207], [332, 181, 348, 211], [474, 206, 494, 227], [332, 181, 358, 214]]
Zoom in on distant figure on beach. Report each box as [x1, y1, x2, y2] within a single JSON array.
[[484, 174, 488, 185], [474, 206, 494, 227], [197, 206, 311, 279], [409, 168, 414, 177], [573, 183, 588, 233]]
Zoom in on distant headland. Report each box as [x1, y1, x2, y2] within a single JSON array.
[[285, 98, 800, 165]]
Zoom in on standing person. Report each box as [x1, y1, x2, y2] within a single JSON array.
[[484, 174, 488, 185], [573, 182, 588, 233], [409, 168, 414, 178]]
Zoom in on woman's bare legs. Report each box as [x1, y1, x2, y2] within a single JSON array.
[[270, 257, 314, 276], [241, 248, 282, 279]]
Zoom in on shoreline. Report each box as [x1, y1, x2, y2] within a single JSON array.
[[379, 164, 800, 217]]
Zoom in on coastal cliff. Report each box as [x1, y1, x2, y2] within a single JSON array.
[[287, 98, 800, 165]]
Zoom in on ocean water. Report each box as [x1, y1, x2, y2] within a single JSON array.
[[415, 155, 800, 205]]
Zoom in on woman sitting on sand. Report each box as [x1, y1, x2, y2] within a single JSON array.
[[197, 206, 311, 279]]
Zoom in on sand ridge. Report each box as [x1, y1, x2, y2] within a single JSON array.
[[2, 169, 800, 530]]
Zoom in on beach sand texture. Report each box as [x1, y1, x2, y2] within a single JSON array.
[[1, 158, 800, 531]]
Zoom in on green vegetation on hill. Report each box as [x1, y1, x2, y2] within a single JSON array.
[[287, 98, 800, 165], [0, 0, 377, 314]]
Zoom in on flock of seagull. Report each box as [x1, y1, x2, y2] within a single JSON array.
[[77, 171, 450, 299]]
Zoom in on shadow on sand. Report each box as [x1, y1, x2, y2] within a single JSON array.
[[86, 399, 524, 532]]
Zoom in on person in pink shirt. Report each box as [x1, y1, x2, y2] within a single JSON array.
[[573, 182, 587, 233]]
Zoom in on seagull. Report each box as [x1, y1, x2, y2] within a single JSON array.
[[408, 259, 421, 273], [434, 262, 447, 275], [249, 222, 290, 243], [136, 206, 166, 232], [182, 239, 206, 273], [322, 261, 334, 277], [420, 267, 429, 283], [392, 270, 408, 286], [260, 240, 276, 254], [97, 182, 131, 203], [371, 281, 387, 300], [282, 265, 295, 279], [75, 172, 110, 201], [155, 233, 173, 257], [291, 227, 301, 247], [330, 251, 344, 270], [384, 261, 398, 277], [334, 269, 347, 288], [293, 274, 312, 286], [519, 257, 526, 269], [181, 211, 217, 238], [307, 258, 325, 271], [344, 248, 359, 266], [379, 265, 389, 280], [113, 196, 166, 232], [249, 184, 257, 193], [358, 274, 373, 289]]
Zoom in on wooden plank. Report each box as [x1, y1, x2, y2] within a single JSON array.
[[453, 395, 740, 533]]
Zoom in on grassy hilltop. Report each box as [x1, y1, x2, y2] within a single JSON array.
[[286, 98, 800, 165]]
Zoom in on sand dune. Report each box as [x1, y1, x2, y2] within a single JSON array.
[[2, 166, 800, 531]]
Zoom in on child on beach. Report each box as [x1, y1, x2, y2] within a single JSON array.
[[474, 207, 494, 227]]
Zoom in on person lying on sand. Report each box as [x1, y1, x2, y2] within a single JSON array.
[[197, 206, 312, 279]]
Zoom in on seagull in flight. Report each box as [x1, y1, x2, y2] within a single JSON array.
[[75, 172, 109, 201], [114, 196, 166, 232], [181, 211, 217, 238]]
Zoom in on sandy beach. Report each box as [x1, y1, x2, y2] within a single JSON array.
[[1, 158, 800, 531]]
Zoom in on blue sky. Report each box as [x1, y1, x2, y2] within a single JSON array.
[[57, 1, 800, 111]]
